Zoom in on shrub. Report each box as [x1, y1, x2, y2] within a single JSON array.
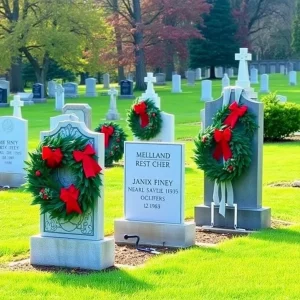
[[262, 92, 300, 141]]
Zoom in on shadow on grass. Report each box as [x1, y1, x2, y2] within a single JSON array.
[[47, 267, 153, 295], [250, 227, 300, 245]]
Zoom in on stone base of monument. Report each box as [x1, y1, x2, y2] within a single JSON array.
[[30, 235, 115, 270], [86, 92, 98, 97], [194, 205, 271, 230], [106, 111, 120, 120], [0, 103, 9, 107], [114, 219, 195, 248], [33, 98, 47, 103], [0, 173, 26, 187], [118, 95, 135, 99]]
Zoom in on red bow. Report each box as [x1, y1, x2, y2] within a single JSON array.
[[224, 102, 248, 129], [42, 146, 63, 168], [133, 102, 149, 128], [101, 126, 114, 148], [213, 128, 232, 161], [60, 184, 82, 215], [73, 144, 102, 178]]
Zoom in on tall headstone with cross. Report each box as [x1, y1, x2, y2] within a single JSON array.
[[10, 95, 24, 118], [30, 120, 115, 270], [134, 72, 175, 143], [55, 84, 65, 111], [106, 88, 120, 120], [235, 48, 257, 99], [115, 72, 194, 248], [195, 87, 271, 230]]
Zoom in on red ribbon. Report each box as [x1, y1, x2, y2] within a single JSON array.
[[101, 126, 114, 148], [134, 102, 149, 128], [213, 128, 232, 161], [60, 184, 82, 215], [42, 146, 63, 168], [73, 144, 102, 178], [224, 102, 248, 129]]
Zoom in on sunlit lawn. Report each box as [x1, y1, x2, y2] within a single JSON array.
[[0, 74, 300, 299]]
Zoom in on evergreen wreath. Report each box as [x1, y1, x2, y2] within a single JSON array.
[[25, 135, 102, 221], [95, 122, 127, 167], [127, 99, 162, 140], [194, 102, 258, 183]]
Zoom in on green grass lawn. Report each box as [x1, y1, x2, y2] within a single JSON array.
[[0, 74, 300, 299]]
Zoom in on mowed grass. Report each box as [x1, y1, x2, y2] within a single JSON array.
[[0, 74, 300, 299]]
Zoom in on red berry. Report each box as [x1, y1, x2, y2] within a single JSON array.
[[152, 113, 156, 117], [40, 188, 45, 193], [35, 170, 41, 177]]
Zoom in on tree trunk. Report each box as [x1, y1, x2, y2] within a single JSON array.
[[10, 56, 24, 92], [80, 72, 89, 85], [209, 65, 216, 79], [133, 0, 146, 91]]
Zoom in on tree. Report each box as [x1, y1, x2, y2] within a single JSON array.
[[292, 0, 300, 55], [0, 0, 111, 92], [101, 0, 210, 89], [189, 0, 239, 79]]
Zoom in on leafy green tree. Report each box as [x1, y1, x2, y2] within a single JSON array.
[[292, 0, 300, 55], [0, 0, 112, 92], [189, 0, 239, 79]]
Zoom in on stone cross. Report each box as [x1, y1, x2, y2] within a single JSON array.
[[10, 95, 24, 118], [235, 48, 252, 89], [144, 72, 156, 95], [108, 88, 118, 110], [142, 72, 160, 108]]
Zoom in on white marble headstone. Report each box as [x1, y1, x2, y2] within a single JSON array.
[[187, 70, 196, 86], [222, 74, 230, 90], [0, 116, 28, 187], [250, 68, 259, 84], [201, 80, 213, 102], [260, 74, 269, 93], [103, 73, 110, 89], [55, 84, 65, 111], [85, 78, 98, 97], [62, 103, 92, 129], [172, 74, 182, 93], [289, 71, 297, 86], [48, 81, 56, 98]]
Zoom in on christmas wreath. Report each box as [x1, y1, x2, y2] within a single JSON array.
[[127, 99, 162, 140], [25, 135, 102, 220], [95, 122, 127, 167], [194, 102, 258, 183]]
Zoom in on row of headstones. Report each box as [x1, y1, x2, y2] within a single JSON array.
[[250, 68, 297, 85]]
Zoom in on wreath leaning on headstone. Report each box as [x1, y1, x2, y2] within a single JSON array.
[[127, 98, 163, 140], [95, 122, 127, 167], [194, 102, 258, 183], [25, 135, 102, 221]]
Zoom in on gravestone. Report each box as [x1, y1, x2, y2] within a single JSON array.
[[154, 73, 166, 85], [0, 80, 10, 96], [250, 68, 259, 84], [195, 87, 271, 230], [270, 65, 276, 73], [228, 68, 234, 78], [0, 87, 8, 107], [62, 104, 92, 129], [48, 81, 56, 98], [0, 116, 28, 187], [30, 120, 114, 270], [55, 84, 65, 111], [63, 82, 78, 98], [260, 65, 266, 74], [134, 72, 175, 143], [103, 73, 110, 89], [222, 74, 230, 90], [289, 71, 297, 86], [114, 142, 195, 247], [50, 114, 79, 130], [18, 93, 34, 105], [119, 80, 134, 99], [288, 62, 293, 72], [10, 95, 24, 118], [195, 68, 202, 80], [85, 78, 98, 97], [260, 74, 270, 93], [187, 70, 196, 86], [277, 95, 287, 103], [216, 67, 223, 78], [201, 80, 213, 102], [172, 74, 182, 93], [280, 65, 285, 74], [32, 83, 46, 103], [235, 48, 256, 98], [106, 88, 120, 120]]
